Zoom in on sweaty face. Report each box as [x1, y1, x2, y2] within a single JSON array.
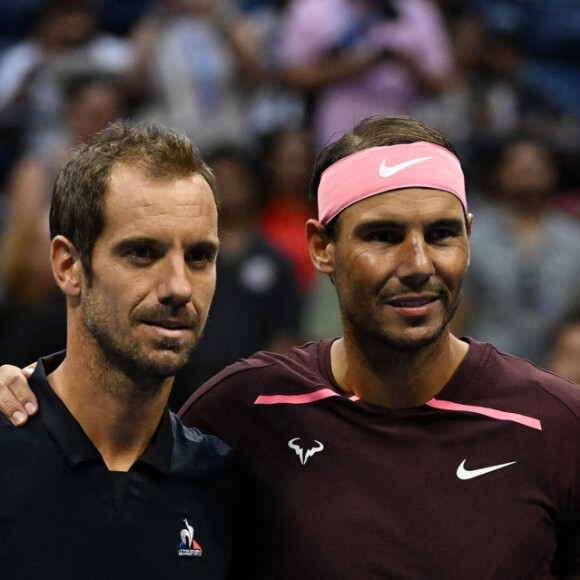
[[80, 165, 218, 383], [331, 188, 470, 351]]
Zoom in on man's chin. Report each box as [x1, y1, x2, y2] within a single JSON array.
[[142, 350, 192, 378], [378, 324, 448, 351], [112, 346, 191, 384]]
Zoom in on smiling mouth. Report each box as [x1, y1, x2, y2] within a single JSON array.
[[387, 296, 438, 308], [148, 321, 190, 330]]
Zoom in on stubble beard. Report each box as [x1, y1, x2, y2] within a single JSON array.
[[343, 288, 463, 353], [81, 292, 199, 394]]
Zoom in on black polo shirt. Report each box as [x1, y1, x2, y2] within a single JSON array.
[[0, 352, 240, 579]]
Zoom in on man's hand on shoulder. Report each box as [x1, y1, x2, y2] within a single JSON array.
[[0, 364, 37, 426]]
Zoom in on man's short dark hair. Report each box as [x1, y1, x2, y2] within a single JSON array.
[[49, 120, 217, 276], [309, 115, 459, 235]]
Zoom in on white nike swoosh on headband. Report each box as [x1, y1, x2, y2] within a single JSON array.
[[378, 156, 432, 178]]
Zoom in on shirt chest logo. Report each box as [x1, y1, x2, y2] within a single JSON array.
[[456, 459, 516, 480], [288, 438, 324, 465], [177, 518, 203, 558]]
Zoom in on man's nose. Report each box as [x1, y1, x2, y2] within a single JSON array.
[[396, 236, 435, 288], [157, 257, 193, 307]]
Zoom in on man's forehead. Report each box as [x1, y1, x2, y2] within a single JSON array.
[[101, 168, 218, 238], [107, 166, 214, 207], [108, 162, 208, 187]]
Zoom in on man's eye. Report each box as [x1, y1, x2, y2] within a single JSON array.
[[187, 249, 213, 264], [367, 231, 399, 243], [128, 247, 153, 259], [429, 229, 454, 241]]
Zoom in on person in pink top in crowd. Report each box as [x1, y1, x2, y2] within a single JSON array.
[[276, 0, 454, 148]]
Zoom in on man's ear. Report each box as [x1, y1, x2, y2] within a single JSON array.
[[465, 213, 474, 266], [306, 219, 335, 274], [50, 235, 83, 297], [466, 213, 474, 238]]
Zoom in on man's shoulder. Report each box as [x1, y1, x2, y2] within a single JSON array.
[[190, 339, 332, 401], [473, 339, 580, 423], [170, 412, 235, 461], [0, 414, 35, 438], [0, 412, 57, 469], [177, 340, 335, 443]]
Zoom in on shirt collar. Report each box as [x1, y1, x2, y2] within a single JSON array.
[[31, 352, 174, 476]]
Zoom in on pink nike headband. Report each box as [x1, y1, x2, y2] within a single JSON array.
[[317, 142, 467, 224]]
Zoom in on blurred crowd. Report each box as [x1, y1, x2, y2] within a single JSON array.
[[0, 0, 579, 408]]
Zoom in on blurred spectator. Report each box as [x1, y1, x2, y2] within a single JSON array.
[[546, 304, 580, 385], [416, 3, 580, 200], [0, 73, 125, 365], [257, 125, 317, 292], [0, 208, 65, 366], [0, 0, 42, 186], [276, 0, 454, 149], [464, 0, 580, 119], [4, 74, 126, 222], [521, 1, 580, 120], [0, 0, 133, 156], [415, 12, 525, 187], [243, 0, 307, 141], [170, 144, 302, 410], [551, 187, 580, 222], [0, 0, 42, 54], [238, 0, 289, 11], [300, 272, 341, 341], [125, 0, 263, 153], [457, 1, 580, 157], [456, 134, 580, 366], [99, 0, 157, 37]]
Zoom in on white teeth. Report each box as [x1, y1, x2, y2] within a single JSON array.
[[394, 299, 430, 307]]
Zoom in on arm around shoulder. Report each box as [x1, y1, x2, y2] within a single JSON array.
[[0, 363, 37, 425]]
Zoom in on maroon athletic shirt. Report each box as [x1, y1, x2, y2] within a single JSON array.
[[180, 337, 580, 579]]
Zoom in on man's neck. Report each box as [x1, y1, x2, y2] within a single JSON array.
[[48, 354, 171, 472], [330, 333, 469, 409]]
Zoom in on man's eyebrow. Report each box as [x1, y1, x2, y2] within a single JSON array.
[[353, 217, 466, 234], [428, 218, 466, 230], [112, 236, 159, 252], [112, 237, 219, 253], [189, 239, 220, 255], [353, 219, 405, 233]]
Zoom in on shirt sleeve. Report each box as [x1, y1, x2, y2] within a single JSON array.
[[539, 382, 580, 574], [178, 359, 274, 448]]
